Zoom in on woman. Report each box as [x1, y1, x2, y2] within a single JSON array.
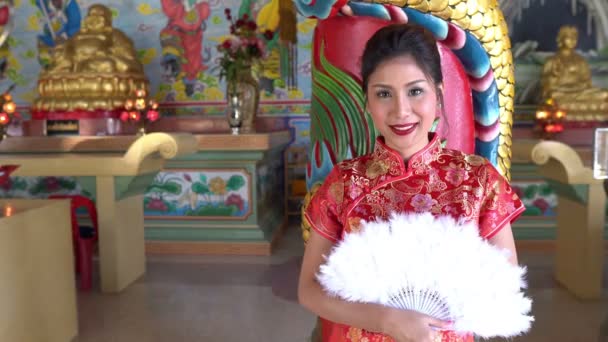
[[298, 24, 525, 342]]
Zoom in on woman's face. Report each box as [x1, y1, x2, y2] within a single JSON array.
[[366, 55, 440, 160]]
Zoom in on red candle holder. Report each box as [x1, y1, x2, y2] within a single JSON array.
[[120, 89, 160, 136], [534, 98, 566, 140], [0, 85, 19, 141]]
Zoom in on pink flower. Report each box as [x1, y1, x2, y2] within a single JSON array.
[[225, 194, 245, 211], [348, 186, 363, 200], [446, 167, 467, 186], [410, 193, 436, 212], [120, 111, 129, 122]]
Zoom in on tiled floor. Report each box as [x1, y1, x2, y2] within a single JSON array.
[[75, 226, 608, 342]]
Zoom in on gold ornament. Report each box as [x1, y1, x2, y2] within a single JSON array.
[[540, 26, 608, 122], [34, 4, 149, 113]]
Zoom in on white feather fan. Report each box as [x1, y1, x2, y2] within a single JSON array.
[[317, 212, 534, 339]]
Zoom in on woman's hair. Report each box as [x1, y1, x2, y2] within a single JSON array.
[[361, 23, 443, 95]]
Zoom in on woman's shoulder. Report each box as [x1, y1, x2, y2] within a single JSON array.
[[439, 149, 513, 191], [332, 153, 375, 175], [440, 148, 490, 165]]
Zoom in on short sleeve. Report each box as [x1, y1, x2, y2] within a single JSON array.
[[303, 166, 345, 243], [478, 164, 526, 239]]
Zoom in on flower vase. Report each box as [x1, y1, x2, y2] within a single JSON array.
[[227, 93, 243, 135], [227, 66, 259, 133]]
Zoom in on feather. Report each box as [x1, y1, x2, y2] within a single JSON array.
[[317, 212, 534, 339]]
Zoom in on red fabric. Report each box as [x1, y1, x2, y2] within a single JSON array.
[[304, 134, 525, 342], [313, 16, 475, 155]]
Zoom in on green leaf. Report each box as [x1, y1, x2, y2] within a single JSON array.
[[199, 174, 207, 183], [226, 175, 245, 191], [58, 178, 76, 190], [310, 42, 377, 164], [23, 50, 36, 59], [539, 183, 553, 196], [137, 49, 147, 60], [192, 181, 210, 194], [523, 184, 538, 199], [148, 181, 181, 195], [12, 178, 27, 191], [522, 206, 542, 216], [159, 84, 173, 92]]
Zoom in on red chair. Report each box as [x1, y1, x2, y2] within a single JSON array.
[[49, 194, 98, 291]]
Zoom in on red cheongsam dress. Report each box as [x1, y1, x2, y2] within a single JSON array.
[[304, 134, 526, 342]]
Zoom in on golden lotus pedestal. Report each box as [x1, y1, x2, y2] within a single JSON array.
[[0, 199, 78, 342], [0, 133, 197, 293]]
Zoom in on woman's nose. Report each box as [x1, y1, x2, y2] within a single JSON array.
[[392, 94, 412, 118]]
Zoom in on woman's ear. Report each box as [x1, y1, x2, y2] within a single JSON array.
[[437, 83, 444, 96]]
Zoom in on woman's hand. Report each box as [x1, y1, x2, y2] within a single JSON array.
[[382, 308, 453, 342]]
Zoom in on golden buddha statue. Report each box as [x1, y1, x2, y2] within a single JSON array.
[[34, 4, 148, 113], [541, 26, 608, 120]]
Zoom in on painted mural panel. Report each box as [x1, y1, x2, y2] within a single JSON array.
[[144, 169, 251, 219], [1, 0, 315, 116], [511, 181, 558, 217], [0, 175, 90, 198]]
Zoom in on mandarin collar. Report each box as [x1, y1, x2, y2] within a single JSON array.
[[372, 133, 442, 172]]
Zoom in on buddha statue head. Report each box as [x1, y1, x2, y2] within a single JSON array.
[[82, 4, 113, 35], [556, 26, 578, 53]]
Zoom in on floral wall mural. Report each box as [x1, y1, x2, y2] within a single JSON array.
[[144, 169, 251, 219], [1, 0, 316, 117]]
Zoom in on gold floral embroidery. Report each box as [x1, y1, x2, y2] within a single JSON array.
[[365, 159, 390, 179], [464, 154, 486, 166], [329, 181, 345, 205], [346, 327, 392, 342]]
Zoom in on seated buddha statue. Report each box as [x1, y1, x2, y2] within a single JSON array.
[[34, 4, 148, 113], [541, 26, 608, 119], [48, 4, 142, 74]]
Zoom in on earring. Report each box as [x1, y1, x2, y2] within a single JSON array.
[[430, 116, 440, 132]]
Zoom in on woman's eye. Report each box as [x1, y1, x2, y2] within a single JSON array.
[[409, 88, 423, 96], [376, 90, 391, 98]]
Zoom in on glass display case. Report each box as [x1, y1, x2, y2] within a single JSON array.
[[593, 128, 608, 179]]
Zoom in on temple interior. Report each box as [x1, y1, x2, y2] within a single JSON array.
[[0, 0, 607, 341]]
